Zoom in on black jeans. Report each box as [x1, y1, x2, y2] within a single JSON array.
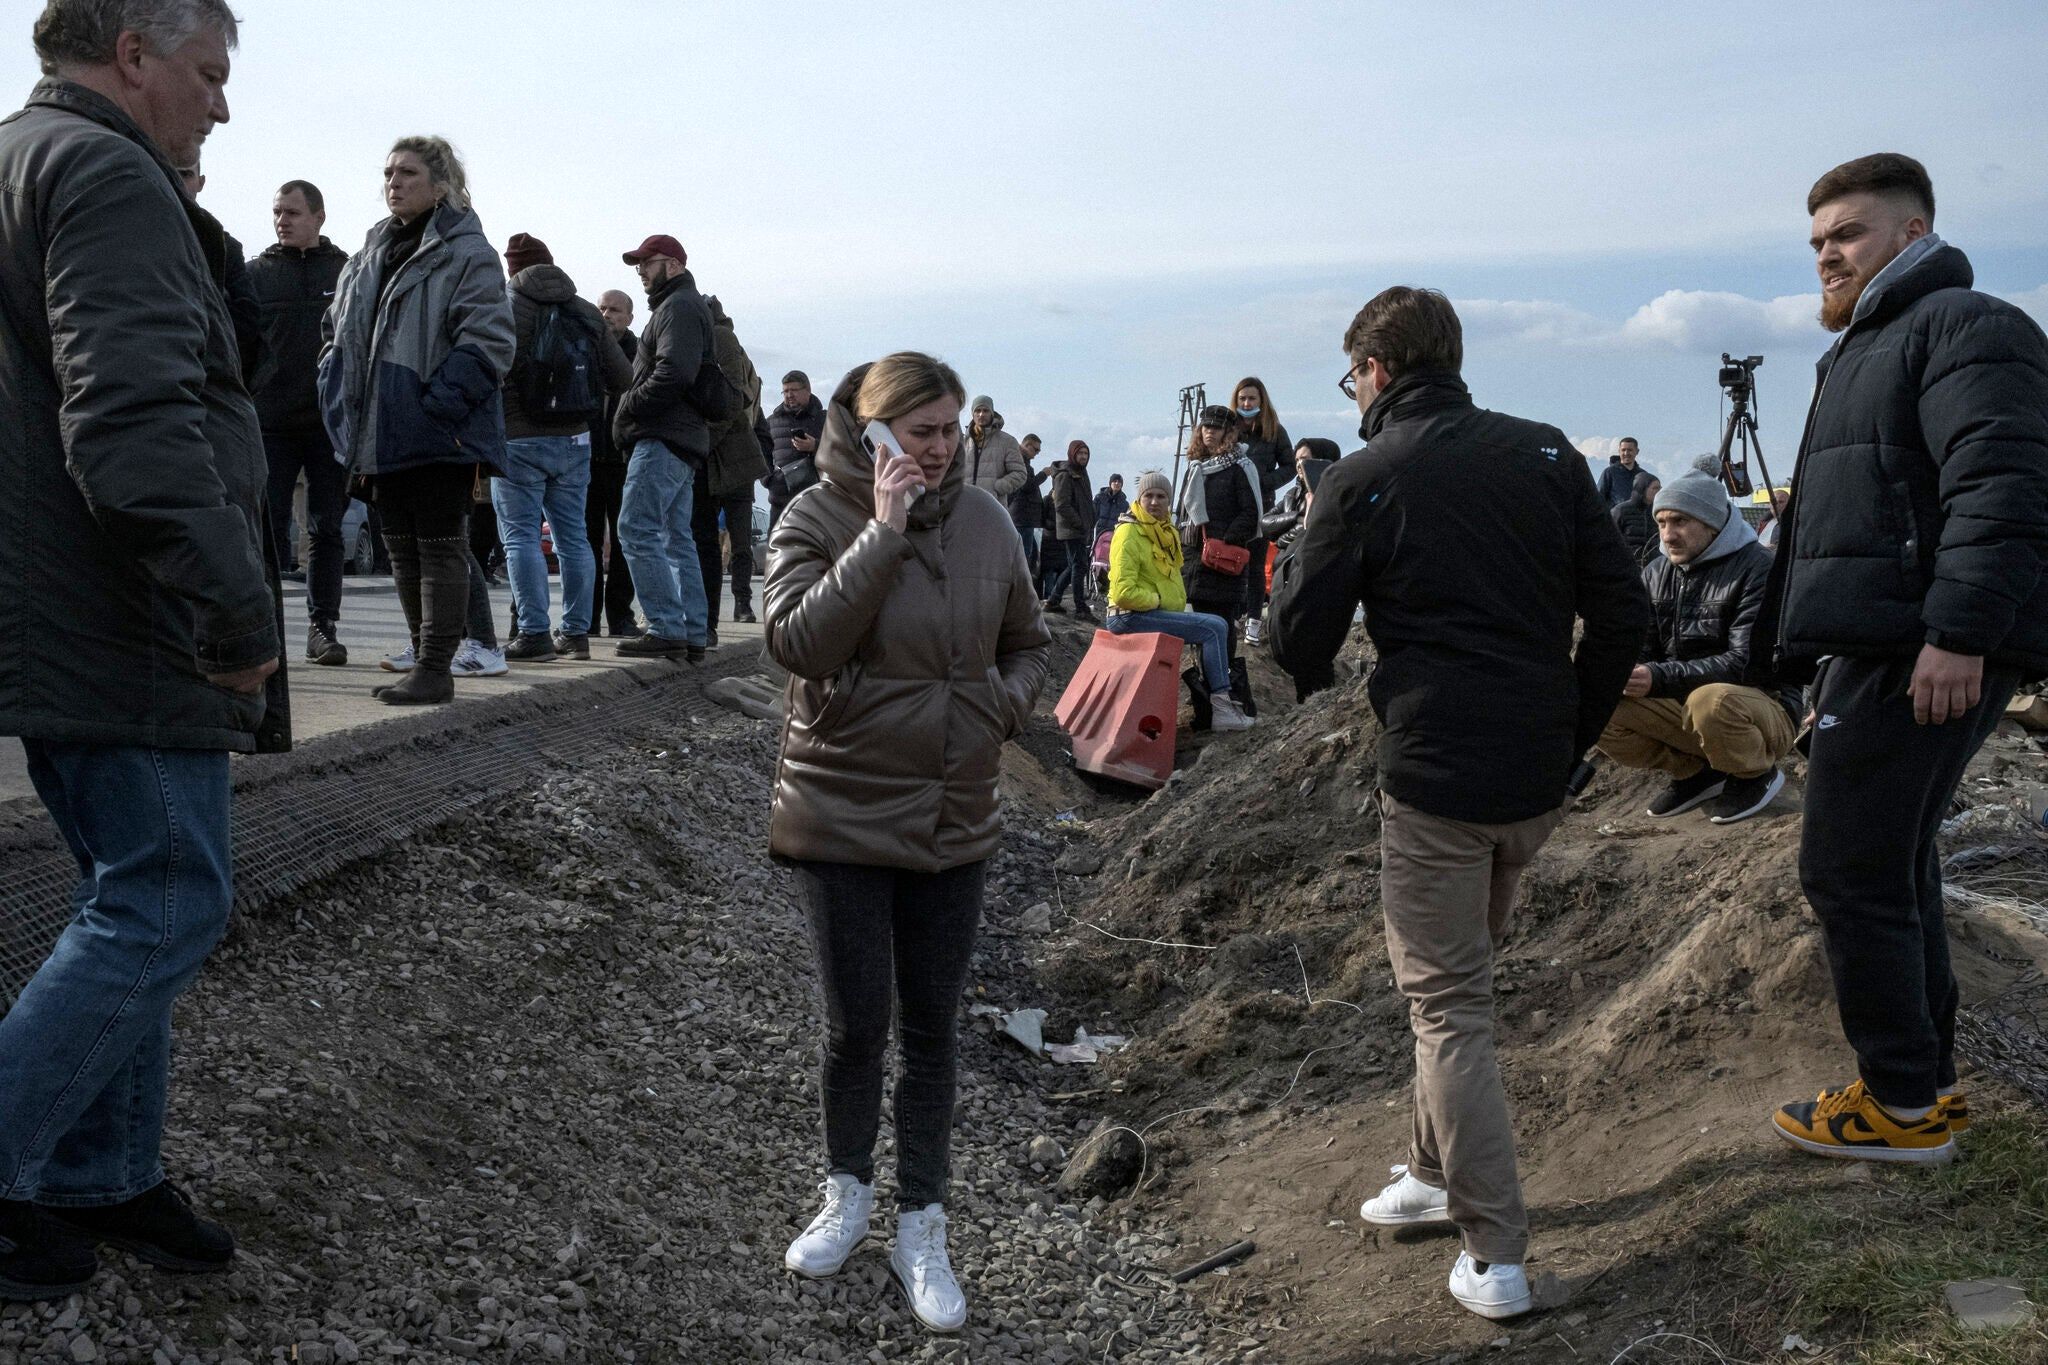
[[1043, 536, 1089, 610], [691, 489, 755, 622], [1800, 654, 2019, 1108], [795, 859, 985, 1208], [585, 459, 636, 633], [264, 427, 349, 628]]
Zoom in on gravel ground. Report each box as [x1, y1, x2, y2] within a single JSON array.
[[0, 674, 1255, 1364]]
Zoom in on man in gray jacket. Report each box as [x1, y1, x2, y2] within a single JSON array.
[[0, 0, 284, 1300], [961, 395, 1028, 502]]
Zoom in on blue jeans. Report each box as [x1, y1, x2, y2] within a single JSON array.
[[1107, 609, 1231, 693], [0, 742, 233, 1205], [493, 435, 594, 637], [619, 439, 709, 645]]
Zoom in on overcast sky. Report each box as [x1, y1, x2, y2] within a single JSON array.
[[10, 1, 2045, 495]]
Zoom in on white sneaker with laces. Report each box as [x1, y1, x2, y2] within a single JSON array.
[[1244, 617, 1264, 647], [1360, 1163, 1451, 1226], [890, 1203, 967, 1333], [453, 639, 509, 677], [378, 643, 416, 673], [783, 1173, 874, 1278], [1448, 1251, 1532, 1320], [1209, 694, 1257, 732]]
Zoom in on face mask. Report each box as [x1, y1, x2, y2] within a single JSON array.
[[1237, 405, 1261, 419]]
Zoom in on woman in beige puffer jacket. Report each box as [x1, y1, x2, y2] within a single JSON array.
[[764, 353, 1048, 1333]]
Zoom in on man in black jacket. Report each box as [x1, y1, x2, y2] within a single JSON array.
[[1608, 470, 1660, 566], [1596, 468, 1798, 823], [1, 3, 284, 1298], [1009, 433, 1050, 578], [249, 179, 351, 664], [1042, 441, 1095, 619], [765, 370, 825, 528], [1596, 438, 1643, 508], [587, 290, 640, 636], [613, 234, 715, 661], [1269, 287, 1646, 1323], [1761, 155, 2048, 1166]]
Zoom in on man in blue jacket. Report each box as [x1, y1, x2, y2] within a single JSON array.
[[1762, 154, 2048, 1166]]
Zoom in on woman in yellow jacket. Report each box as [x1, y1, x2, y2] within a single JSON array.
[[1105, 472, 1254, 731]]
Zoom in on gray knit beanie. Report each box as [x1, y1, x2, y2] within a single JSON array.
[[1654, 470, 1732, 532], [971, 394, 994, 413]]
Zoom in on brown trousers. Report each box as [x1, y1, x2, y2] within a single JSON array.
[[1379, 790, 1563, 1265], [1596, 684, 1796, 781]]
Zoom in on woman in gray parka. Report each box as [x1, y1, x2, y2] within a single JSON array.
[[320, 135, 514, 704]]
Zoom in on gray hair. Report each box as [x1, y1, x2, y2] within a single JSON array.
[[389, 134, 472, 211], [33, 0, 239, 75]]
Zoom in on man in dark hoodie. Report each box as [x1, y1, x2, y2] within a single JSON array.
[[496, 234, 632, 662], [1608, 469, 1661, 565], [1042, 440, 1096, 620], [766, 370, 826, 527], [1597, 468, 1797, 824], [1760, 154, 2048, 1166], [249, 178, 351, 664], [693, 297, 767, 641]]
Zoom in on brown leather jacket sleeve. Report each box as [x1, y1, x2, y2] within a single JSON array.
[[764, 512, 912, 680]]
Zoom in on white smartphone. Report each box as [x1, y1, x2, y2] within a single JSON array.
[[862, 418, 926, 501]]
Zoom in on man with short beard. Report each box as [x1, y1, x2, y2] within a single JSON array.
[[587, 290, 640, 635], [1761, 154, 2048, 1165]]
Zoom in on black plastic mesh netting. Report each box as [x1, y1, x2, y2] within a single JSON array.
[[1, 661, 735, 1015]]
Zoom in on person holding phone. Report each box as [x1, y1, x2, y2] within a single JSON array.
[[766, 352, 1050, 1335]]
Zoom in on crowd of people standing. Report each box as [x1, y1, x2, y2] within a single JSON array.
[[5, 0, 2048, 1347]]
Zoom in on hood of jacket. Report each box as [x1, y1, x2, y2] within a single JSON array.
[[510, 262, 578, 304], [815, 365, 966, 533], [1683, 508, 1758, 570], [1849, 233, 1961, 332]]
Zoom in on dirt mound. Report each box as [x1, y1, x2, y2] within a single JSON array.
[[1026, 638, 2048, 1361]]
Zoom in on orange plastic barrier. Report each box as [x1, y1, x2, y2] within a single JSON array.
[[1053, 629, 1182, 790]]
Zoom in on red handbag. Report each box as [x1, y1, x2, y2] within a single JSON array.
[[1199, 533, 1250, 575]]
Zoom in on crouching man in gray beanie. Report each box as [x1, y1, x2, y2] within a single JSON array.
[[1595, 466, 1803, 824]]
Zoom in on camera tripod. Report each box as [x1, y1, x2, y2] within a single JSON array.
[[1169, 383, 1206, 502], [1714, 354, 1778, 500]]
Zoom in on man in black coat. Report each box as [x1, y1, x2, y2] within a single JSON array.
[[765, 370, 826, 528], [248, 179, 351, 664], [1042, 441, 1096, 619], [588, 290, 640, 635], [1596, 468, 1799, 823], [1760, 154, 2048, 1166], [1269, 287, 1646, 1323], [1607, 470, 1660, 566], [1596, 438, 1643, 508]]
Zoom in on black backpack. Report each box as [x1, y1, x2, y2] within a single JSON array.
[[688, 349, 745, 424], [520, 302, 604, 423]]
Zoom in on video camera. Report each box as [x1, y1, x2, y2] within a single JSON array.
[[1719, 353, 1763, 402]]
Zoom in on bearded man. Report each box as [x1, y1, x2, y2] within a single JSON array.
[[1760, 153, 2048, 1164]]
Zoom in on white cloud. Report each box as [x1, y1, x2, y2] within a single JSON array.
[[1455, 298, 1605, 344], [1618, 289, 1822, 351]]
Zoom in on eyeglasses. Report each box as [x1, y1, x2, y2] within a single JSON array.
[[1339, 362, 1365, 400]]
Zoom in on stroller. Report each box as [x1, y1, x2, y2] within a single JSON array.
[[1090, 528, 1115, 598]]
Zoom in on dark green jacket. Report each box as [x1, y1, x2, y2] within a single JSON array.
[[0, 79, 286, 752]]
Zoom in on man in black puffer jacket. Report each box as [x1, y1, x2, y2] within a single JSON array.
[[1758, 154, 2048, 1167], [1597, 468, 1799, 823], [765, 370, 826, 527]]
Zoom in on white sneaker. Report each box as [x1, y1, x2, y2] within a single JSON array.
[[378, 643, 415, 673], [1448, 1251, 1532, 1320], [783, 1173, 874, 1278], [1209, 694, 1257, 732], [452, 640, 508, 677], [1360, 1164, 1451, 1226], [1244, 618, 1263, 647], [890, 1203, 967, 1333]]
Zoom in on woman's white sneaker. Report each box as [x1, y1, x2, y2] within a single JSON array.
[[783, 1174, 874, 1278], [890, 1204, 967, 1333], [1448, 1251, 1532, 1319], [1360, 1164, 1451, 1226]]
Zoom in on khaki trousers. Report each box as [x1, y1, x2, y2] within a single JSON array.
[[1596, 684, 1795, 781], [1378, 790, 1563, 1265]]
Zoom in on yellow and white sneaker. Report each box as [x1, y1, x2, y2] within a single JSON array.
[[1771, 1080, 1955, 1165]]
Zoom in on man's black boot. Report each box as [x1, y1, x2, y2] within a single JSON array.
[[43, 1181, 234, 1273], [1, 1199, 97, 1301], [1183, 666, 1213, 732]]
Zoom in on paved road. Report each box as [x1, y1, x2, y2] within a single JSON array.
[[0, 575, 764, 803]]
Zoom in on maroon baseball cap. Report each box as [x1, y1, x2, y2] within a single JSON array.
[[622, 234, 686, 267]]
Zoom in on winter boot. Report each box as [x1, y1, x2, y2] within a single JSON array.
[[1183, 666, 1212, 733], [373, 531, 423, 701], [379, 533, 462, 706]]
